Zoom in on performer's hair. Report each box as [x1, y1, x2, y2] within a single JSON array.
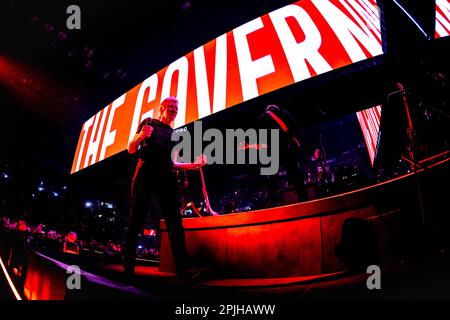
[[266, 104, 279, 112], [161, 96, 179, 108]]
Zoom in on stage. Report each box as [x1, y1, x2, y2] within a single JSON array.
[[10, 248, 450, 300], [1, 156, 449, 300]]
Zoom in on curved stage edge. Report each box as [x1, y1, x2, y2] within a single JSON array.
[[159, 157, 450, 278]]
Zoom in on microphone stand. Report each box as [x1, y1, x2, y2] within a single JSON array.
[[199, 168, 220, 216]]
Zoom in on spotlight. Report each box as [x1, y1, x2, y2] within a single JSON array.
[[84, 201, 93, 208]]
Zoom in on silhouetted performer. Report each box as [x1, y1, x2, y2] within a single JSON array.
[[259, 104, 307, 205], [125, 96, 206, 279]]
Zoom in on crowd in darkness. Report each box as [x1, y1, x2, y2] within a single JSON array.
[[0, 216, 160, 262], [203, 143, 374, 214]]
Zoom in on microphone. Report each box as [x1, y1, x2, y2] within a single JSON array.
[[141, 117, 153, 148], [143, 117, 153, 126]]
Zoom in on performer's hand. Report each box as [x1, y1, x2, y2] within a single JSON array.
[[173, 154, 207, 170], [141, 125, 153, 139], [194, 154, 207, 168]]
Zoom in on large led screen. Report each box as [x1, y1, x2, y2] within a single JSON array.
[[357, 105, 382, 166], [436, 0, 450, 39], [71, 0, 382, 174]]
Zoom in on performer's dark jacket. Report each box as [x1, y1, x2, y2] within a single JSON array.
[[136, 118, 176, 173]]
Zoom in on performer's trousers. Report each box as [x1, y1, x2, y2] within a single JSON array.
[[124, 160, 189, 275], [268, 144, 308, 205]]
